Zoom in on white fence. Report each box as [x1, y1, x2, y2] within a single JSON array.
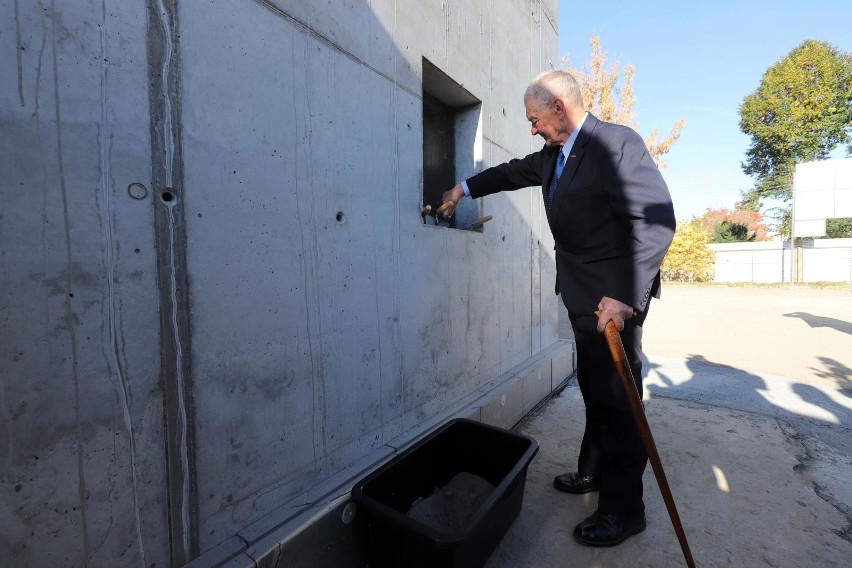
[[710, 238, 852, 283]]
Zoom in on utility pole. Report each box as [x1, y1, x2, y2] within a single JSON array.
[[790, 170, 798, 283]]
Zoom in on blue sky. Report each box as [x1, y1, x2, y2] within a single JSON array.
[[557, 0, 852, 221]]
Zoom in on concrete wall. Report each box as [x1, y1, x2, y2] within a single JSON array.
[[0, 1, 168, 567], [1, 1, 571, 566], [710, 239, 852, 283]]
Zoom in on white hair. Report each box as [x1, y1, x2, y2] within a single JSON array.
[[524, 70, 584, 111]]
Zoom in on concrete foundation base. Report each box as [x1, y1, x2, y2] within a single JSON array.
[[185, 340, 575, 568]]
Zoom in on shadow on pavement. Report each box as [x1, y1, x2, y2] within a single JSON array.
[[642, 353, 852, 428], [783, 311, 852, 335], [811, 356, 852, 394]]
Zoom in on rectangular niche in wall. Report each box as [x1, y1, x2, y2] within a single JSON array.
[[422, 58, 482, 230]]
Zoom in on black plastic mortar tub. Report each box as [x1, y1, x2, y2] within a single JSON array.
[[351, 418, 539, 568]]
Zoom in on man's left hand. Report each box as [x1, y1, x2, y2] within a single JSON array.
[[596, 296, 637, 333]]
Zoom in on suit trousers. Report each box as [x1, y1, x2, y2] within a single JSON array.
[[568, 304, 650, 516]]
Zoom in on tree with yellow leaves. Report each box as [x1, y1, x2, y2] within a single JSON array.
[[562, 35, 685, 168], [661, 222, 715, 282]]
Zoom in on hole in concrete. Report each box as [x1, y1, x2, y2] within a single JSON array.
[[336, 211, 344, 222], [160, 189, 178, 205], [127, 182, 148, 200]]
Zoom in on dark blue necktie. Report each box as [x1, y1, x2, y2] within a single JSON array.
[[547, 148, 566, 212]]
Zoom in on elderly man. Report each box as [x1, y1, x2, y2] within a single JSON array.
[[441, 70, 675, 547]]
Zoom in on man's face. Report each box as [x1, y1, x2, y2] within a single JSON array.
[[525, 99, 563, 146]]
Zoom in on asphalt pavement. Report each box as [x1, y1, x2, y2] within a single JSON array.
[[486, 284, 852, 567]]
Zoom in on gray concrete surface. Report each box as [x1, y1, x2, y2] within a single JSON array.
[[1, 2, 565, 565], [488, 284, 852, 567]]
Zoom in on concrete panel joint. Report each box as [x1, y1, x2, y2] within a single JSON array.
[[147, 0, 198, 564]]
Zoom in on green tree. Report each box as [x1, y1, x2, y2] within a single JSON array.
[[712, 221, 753, 243], [826, 217, 852, 238], [738, 40, 852, 232]]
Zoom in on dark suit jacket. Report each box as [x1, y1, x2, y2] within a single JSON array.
[[465, 113, 676, 316]]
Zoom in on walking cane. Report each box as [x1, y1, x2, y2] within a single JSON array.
[[602, 318, 696, 568]]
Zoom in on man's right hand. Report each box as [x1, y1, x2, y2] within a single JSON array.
[[439, 184, 465, 217], [595, 296, 637, 333]]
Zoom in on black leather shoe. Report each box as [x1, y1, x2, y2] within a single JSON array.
[[573, 511, 646, 547], [552, 472, 600, 494]]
